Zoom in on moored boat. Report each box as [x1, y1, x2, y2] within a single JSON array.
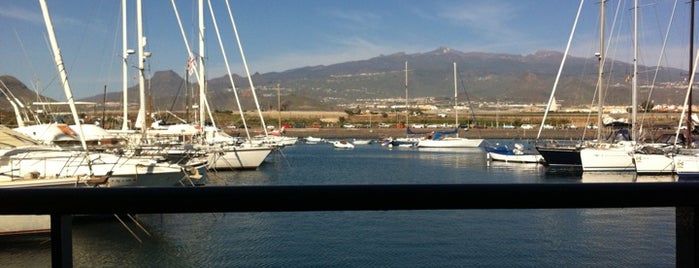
[[486, 143, 544, 164], [332, 140, 355, 149]]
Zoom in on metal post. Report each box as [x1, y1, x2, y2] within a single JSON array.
[[677, 207, 698, 268], [51, 214, 73, 268]]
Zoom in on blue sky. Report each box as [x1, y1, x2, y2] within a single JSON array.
[[0, 0, 692, 100]]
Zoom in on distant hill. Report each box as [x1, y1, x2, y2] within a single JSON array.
[[3, 47, 690, 112], [0, 75, 55, 111]]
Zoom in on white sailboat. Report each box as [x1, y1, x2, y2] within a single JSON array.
[[632, 0, 683, 175], [190, 0, 272, 169], [417, 62, 483, 148], [580, 0, 637, 172], [0, 0, 189, 235]]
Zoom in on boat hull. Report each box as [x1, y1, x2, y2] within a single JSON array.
[[1, 151, 187, 187], [487, 152, 544, 163], [674, 155, 699, 180], [207, 146, 272, 170], [633, 153, 675, 174], [536, 147, 581, 166], [417, 138, 483, 148], [580, 146, 635, 172]]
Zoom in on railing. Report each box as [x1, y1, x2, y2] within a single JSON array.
[[1, 183, 698, 268]]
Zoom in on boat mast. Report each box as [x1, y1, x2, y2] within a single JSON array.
[[405, 61, 409, 128], [223, 0, 268, 136], [198, 0, 206, 127], [136, 0, 148, 136], [453, 62, 459, 137], [687, 0, 695, 148], [121, 0, 130, 130], [632, 0, 638, 141], [38, 0, 92, 168], [277, 82, 281, 129], [0, 81, 25, 127], [596, 0, 606, 140], [536, 0, 584, 141]]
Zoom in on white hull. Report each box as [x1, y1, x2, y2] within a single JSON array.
[[674, 154, 699, 179], [305, 136, 324, 143], [252, 135, 298, 147], [0, 150, 186, 187], [633, 153, 675, 174], [0, 150, 196, 235], [417, 138, 483, 148], [207, 146, 272, 170], [0, 173, 84, 188], [580, 143, 635, 172], [487, 152, 544, 163], [332, 141, 355, 149]]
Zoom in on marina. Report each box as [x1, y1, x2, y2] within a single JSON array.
[[0, 142, 678, 267], [0, 0, 696, 266]]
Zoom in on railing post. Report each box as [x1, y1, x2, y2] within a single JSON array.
[[677, 207, 698, 268], [51, 214, 73, 268]]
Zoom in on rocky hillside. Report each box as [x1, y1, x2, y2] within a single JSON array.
[[3, 47, 689, 112]]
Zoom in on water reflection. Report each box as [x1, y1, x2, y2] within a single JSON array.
[[581, 172, 676, 183], [486, 160, 546, 175]]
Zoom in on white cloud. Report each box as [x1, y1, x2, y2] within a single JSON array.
[[0, 5, 45, 25], [324, 9, 381, 31], [438, 2, 518, 37]]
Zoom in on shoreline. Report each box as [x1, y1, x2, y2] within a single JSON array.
[[231, 127, 662, 140]]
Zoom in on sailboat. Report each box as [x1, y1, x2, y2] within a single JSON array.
[[535, 0, 595, 168], [0, 0, 191, 236], [385, 61, 419, 148], [579, 0, 640, 172], [194, 0, 273, 169], [632, 0, 685, 175], [417, 62, 483, 148]]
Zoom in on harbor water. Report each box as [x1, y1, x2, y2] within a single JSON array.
[[0, 142, 676, 267]]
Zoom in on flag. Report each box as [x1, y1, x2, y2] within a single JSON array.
[[187, 57, 196, 76]]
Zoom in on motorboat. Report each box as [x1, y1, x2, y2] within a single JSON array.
[[332, 140, 355, 149]]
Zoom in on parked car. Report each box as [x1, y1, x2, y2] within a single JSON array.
[[543, 124, 555, 129], [411, 124, 425, 128], [342, 124, 356, 128], [520, 124, 534, 130], [378, 123, 391, 128], [503, 124, 515, 129]]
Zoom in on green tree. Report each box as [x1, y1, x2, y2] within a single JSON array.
[[640, 100, 655, 112]]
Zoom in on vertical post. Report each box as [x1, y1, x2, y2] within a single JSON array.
[[102, 85, 107, 128], [677, 207, 698, 268], [596, 0, 606, 140], [404, 61, 408, 128], [121, 0, 129, 131], [51, 214, 73, 268], [687, 0, 695, 148], [277, 83, 281, 129], [198, 0, 205, 127], [137, 0, 147, 135]]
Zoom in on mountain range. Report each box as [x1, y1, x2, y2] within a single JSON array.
[[0, 47, 690, 112]]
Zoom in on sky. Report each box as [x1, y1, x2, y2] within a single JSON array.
[[0, 0, 693, 100]]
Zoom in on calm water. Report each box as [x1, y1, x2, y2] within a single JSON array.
[[0, 142, 676, 267]]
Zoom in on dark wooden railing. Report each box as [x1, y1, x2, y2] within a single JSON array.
[[1, 183, 697, 267]]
